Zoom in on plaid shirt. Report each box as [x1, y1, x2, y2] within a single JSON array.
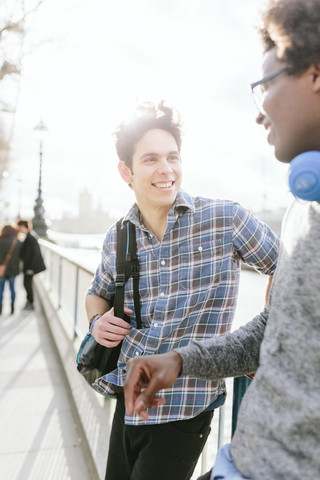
[[88, 191, 279, 425]]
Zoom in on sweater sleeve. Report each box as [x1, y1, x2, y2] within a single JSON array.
[[175, 306, 269, 379]]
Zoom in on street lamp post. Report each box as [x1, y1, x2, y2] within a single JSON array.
[[17, 176, 22, 219], [32, 119, 48, 237]]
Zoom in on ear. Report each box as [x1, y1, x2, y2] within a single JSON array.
[[118, 161, 133, 185], [311, 63, 320, 92]]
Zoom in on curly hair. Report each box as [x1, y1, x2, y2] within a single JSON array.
[[113, 101, 182, 168], [259, 0, 320, 74]]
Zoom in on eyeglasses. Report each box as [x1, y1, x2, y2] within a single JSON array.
[[250, 66, 288, 114]]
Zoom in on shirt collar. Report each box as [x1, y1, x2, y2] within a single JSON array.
[[122, 190, 195, 228]]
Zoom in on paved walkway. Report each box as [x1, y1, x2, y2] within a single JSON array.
[[0, 277, 98, 480]]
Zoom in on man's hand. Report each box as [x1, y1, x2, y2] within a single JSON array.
[[91, 307, 132, 347], [124, 351, 182, 420]]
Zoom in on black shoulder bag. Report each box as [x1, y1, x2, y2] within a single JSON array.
[[76, 219, 141, 386]]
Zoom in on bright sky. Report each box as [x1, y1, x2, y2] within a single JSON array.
[[1, 0, 293, 225]]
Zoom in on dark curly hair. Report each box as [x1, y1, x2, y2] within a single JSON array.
[[259, 0, 320, 74], [113, 101, 182, 169]]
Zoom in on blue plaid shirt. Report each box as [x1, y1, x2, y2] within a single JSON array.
[[88, 191, 279, 425]]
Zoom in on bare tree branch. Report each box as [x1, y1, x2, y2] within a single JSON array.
[[0, 22, 23, 38], [0, 61, 20, 80], [0, 0, 45, 178], [0, 0, 44, 38]]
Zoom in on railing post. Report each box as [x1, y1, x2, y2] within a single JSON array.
[[217, 402, 225, 448], [74, 266, 79, 338], [201, 441, 208, 475], [38, 239, 95, 340], [232, 376, 252, 436], [58, 257, 62, 308], [50, 250, 54, 287]]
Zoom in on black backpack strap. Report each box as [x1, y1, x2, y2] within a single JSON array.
[[128, 221, 142, 329], [114, 219, 141, 329], [114, 219, 127, 321]]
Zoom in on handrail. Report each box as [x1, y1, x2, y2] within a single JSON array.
[[39, 238, 95, 275], [39, 239, 97, 340]]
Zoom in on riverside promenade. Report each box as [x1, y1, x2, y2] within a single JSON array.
[[0, 276, 99, 480]]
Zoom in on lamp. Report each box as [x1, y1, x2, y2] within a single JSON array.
[[32, 119, 49, 237]]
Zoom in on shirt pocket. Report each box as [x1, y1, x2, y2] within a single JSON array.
[[117, 328, 147, 369], [179, 238, 223, 292]]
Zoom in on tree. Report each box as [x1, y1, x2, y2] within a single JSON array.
[[0, 0, 44, 181]]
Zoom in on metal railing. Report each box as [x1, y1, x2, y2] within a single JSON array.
[[38, 239, 250, 477], [39, 239, 96, 339]]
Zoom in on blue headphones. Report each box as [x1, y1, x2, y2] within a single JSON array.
[[288, 151, 320, 201]]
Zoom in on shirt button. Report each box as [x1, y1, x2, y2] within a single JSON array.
[[154, 322, 158, 327], [160, 292, 164, 297], [135, 351, 140, 356], [198, 246, 203, 252], [161, 260, 165, 266]]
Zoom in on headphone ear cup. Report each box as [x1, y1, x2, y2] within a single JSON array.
[[288, 151, 320, 201]]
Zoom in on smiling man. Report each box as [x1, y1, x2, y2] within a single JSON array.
[[85, 101, 279, 480], [123, 1, 320, 479]]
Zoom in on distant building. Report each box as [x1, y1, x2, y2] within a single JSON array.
[[51, 189, 116, 234]]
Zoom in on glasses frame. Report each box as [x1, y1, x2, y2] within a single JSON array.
[[250, 66, 288, 114]]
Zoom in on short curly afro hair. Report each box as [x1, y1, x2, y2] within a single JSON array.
[[259, 0, 320, 74]]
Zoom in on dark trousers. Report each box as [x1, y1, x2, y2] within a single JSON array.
[[23, 273, 34, 304], [105, 394, 213, 480]]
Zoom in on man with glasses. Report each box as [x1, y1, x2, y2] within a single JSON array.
[[250, 66, 288, 115], [124, 0, 320, 478]]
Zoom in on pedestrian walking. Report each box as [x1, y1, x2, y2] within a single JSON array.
[[0, 223, 21, 315], [17, 219, 46, 310]]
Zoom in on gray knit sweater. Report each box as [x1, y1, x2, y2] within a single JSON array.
[[176, 200, 320, 479]]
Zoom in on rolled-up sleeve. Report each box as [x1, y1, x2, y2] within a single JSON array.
[[87, 227, 116, 299], [232, 204, 280, 275]]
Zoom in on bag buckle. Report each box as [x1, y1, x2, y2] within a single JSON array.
[[115, 274, 125, 287]]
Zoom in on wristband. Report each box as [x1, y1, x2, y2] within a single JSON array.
[[88, 313, 104, 328], [90, 315, 102, 334]]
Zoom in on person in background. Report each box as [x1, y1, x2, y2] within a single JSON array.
[[124, 1, 320, 479], [17, 219, 46, 311], [85, 100, 279, 480], [0, 223, 21, 315]]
